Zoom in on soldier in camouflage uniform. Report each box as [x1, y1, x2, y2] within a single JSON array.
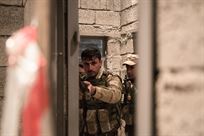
[[121, 54, 139, 136], [79, 47, 123, 136]]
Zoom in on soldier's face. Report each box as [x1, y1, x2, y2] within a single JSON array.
[[82, 57, 102, 77], [126, 65, 136, 80]]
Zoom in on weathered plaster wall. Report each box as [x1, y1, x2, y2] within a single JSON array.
[[157, 0, 204, 135]]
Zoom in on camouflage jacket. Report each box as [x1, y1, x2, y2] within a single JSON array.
[[121, 77, 136, 126], [79, 68, 122, 135]]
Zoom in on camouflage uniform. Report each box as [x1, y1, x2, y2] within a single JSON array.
[[121, 78, 136, 136], [80, 68, 122, 136], [121, 54, 139, 136]]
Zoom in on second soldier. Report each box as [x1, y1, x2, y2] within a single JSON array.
[[121, 54, 139, 136]]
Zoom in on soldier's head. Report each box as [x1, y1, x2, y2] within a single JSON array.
[[81, 47, 102, 77], [123, 54, 139, 82]]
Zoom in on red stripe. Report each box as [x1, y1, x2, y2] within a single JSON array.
[[22, 57, 49, 136]]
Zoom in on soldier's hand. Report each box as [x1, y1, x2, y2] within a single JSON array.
[[83, 81, 96, 95]]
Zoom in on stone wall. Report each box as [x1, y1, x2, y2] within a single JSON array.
[[0, 0, 24, 120], [157, 0, 204, 135], [79, 0, 139, 78]]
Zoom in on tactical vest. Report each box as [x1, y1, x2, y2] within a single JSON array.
[[121, 77, 136, 125], [80, 72, 121, 135]]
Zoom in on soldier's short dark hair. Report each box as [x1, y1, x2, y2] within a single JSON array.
[[81, 47, 101, 61]]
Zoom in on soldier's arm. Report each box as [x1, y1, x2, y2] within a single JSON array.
[[92, 75, 122, 104]]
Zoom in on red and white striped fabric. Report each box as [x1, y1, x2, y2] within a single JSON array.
[[1, 26, 53, 136]]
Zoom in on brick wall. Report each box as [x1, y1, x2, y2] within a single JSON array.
[[79, 0, 139, 78], [0, 0, 24, 121], [157, 0, 204, 135]]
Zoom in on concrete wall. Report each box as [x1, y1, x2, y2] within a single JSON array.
[[157, 0, 204, 135], [79, 0, 139, 78], [0, 0, 24, 120]]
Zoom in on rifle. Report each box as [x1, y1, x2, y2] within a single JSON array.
[[122, 75, 136, 116], [79, 75, 88, 135], [123, 75, 131, 105], [79, 80, 89, 93], [79, 74, 91, 93], [79, 74, 106, 92]]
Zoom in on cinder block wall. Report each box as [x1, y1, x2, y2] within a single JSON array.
[[120, 0, 138, 78], [157, 0, 204, 135], [0, 0, 24, 120], [79, 0, 139, 78]]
